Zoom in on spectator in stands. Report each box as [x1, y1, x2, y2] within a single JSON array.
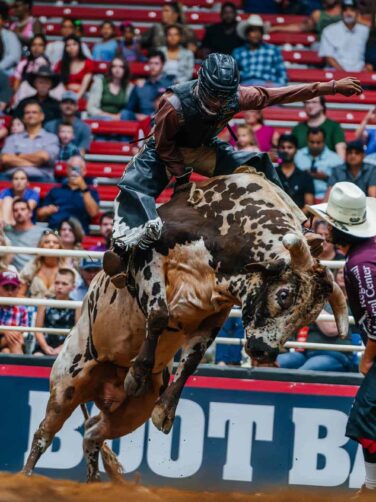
[[57, 123, 81, 161], [215, 316, 244, 366], [122, 51, 174, 120], [37, 156, 100, 234], [0, 271, 28, 354], [201, 2, 243, 56], [46, 18, 92, 67], [4, 199, 44, 271], [355, 107, 376, 155], [34, 268, 80, 356], [0, 71, 12, 113], [13, 34, 49, 102], [1, 101, 59, 182], [55, 35, 94, 100], [277, 269, 353, 372], [0, 169, 39, 227], [87, 57, 133, 120], [292, 96, 346, 158], [159, 25, 194, 84], [236, 124, 260, 152], [45, 91, 92, 155], [327, 140, 376, 197], [90, 211, 113, 251], [269, 0, 342, 39], [233, 15, 288, 87], [19, 229, 69, 298], [0, 118, 25, 150], [72, 257, 102, 301], [10, 118, 25, 135], [365, 19, 376, 71], [295, 127, 342, 200], [92, 21, 118, 63], [10, 0, 43, 47], [0, 233, 17, 273], [243, 110, 279, 152], [117, 21, 143, 63], [276, 134, 315, 210], [319, 0, 369, 71], [58, 217, 84, 270], [313, 219, 344, 260], [0, 2, 22, 74], [140, 1, 197, 53], [13, 66, 62, 125]]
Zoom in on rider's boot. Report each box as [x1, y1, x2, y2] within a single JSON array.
[[103, 218, 163, 288]]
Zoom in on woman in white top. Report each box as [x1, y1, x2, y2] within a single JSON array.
[[159, 24, 194, 84]]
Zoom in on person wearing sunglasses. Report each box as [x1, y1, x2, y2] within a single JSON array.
[[0, 270, 28, 354], [104, 52, 363, 284]]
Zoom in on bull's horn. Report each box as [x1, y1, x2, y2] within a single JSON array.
[[328, 282, 349, 339], [282, 233, 314, 271]]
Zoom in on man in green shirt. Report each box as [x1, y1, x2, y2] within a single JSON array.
[[292, 95, 346, 159]]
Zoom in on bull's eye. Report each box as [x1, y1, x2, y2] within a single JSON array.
[[277, 288, 292, 309]]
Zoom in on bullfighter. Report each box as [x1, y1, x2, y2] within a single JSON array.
[[308, 182, 376, 497]]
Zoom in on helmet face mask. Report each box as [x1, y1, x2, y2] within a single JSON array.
[[197, 53, 239, 113]]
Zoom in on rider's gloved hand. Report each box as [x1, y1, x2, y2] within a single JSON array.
[[174, 168, 193, 193]]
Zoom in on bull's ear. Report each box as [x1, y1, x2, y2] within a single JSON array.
[[244, 259, 287, 275]]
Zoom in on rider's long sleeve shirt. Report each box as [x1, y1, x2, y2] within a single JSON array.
[[154, 81, 336, 177]]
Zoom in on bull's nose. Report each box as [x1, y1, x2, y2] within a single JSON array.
[[246, 336, 279, 363]]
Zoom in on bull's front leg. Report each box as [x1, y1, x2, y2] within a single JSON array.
[[151, 320, 223, 434], [124, 253, 169, 398]]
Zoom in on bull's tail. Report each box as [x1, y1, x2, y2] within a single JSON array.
[[80, 404, 125, 484]]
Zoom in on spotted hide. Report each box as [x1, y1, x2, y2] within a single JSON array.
[[24, 168, 348, 481]]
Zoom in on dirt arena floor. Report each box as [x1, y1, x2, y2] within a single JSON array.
[[0, 473, 371, 502]]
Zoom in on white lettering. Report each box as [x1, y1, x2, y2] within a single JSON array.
[[289, 408, 350, 487], [208, 402, 274, 482], [349, 443, 365, 489], [146, 399, 205, 478]]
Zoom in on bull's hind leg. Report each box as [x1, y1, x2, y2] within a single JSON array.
[[152, 313, 227, 434], [124, 251, 169, 397], [23, 385, 80, 475]]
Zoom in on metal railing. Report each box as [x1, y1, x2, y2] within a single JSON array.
[[0, 246, 358, 354]]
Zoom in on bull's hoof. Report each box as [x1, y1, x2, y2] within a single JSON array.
[[151, 401, 175, 434], [124, 368, 150, 398], [87, 472, 102, 483]]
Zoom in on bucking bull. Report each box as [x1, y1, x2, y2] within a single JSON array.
[[23, 168, 349, 482]]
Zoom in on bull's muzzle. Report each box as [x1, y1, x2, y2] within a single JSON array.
[[245, 336, 279, 364]]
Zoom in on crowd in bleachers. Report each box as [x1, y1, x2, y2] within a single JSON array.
[[0, 0, 374, 369]]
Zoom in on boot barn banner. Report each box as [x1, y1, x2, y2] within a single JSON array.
[[0, 360, 366, 491]]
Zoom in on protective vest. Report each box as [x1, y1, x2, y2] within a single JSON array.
[[168, 80, 240, 148]]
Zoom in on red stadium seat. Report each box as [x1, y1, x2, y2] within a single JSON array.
[[282, 50, 323, 66], [89, 141, 133, 156], [85, 119, 141, 137], [82, 235, 105, 249], [34, 6, 307, 25], [260, 108, 375, 125], [288, 69, 376, 87], [37, 0, 242, 7]]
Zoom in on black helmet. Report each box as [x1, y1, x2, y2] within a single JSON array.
[[198, 53, 239, 99]]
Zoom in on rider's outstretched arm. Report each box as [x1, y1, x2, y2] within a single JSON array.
[[239, 77, 363, 111]]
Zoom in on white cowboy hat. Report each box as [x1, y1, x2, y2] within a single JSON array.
[[307, 182, 376, 238], [237, 14, 265, 40]]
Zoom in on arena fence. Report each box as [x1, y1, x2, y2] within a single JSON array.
[[0, 246, 358, 354]]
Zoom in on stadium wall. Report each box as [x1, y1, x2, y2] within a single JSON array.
[[0, 356, 366, 491]]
